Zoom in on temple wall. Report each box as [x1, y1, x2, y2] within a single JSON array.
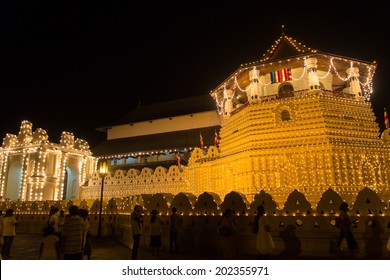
[[5, 188, 390, 259]]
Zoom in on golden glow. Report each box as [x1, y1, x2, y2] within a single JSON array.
[[99, 162, 108, 177]]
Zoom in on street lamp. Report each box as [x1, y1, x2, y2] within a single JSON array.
[[97, 162, 108, 237]]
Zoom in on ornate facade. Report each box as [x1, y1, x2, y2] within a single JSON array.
[[83, 33, 390, 208], [0, 120, 96, 201]]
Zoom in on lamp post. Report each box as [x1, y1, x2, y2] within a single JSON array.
[[97, 162, 108, 237]]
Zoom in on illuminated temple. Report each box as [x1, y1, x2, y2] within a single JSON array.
[[2, 32, 389, 258], [84, 32, 390, 207], [1, 32, 390, 208]]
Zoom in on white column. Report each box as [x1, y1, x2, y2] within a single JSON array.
[[306, 57, 320, 93], [247, 69, 262, 104], [346, 67, 363, 99]]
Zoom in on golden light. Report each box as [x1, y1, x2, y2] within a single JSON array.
[[99, 162, 108, 177]]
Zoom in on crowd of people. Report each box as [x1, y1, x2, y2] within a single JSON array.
[[0, 205, 92, 260], [0, 202, 389, 260]]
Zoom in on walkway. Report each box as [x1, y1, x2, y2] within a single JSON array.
[[4, 233, 218, 260], [4, 233, 390, 260]]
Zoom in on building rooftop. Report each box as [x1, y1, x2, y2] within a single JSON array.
[[97, 94, 217, 132], [92, 126, 220, 157]]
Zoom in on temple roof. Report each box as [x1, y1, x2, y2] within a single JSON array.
[[97, 94, 217, 132], [210, 30, 376, 97], [258, 31, 317, 63], [92, 126, 220, 157]]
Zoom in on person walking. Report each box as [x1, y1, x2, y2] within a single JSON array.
[[130, 205, 144, 259], [337, 202, 357, 254], [218, 208, 238, 259], [79, 208, 92, 260], [254, 205, 274, 259], [169, 207, 182, 255], [1, 208, 18, 260], [62, 205, 85, 260], [48, 207, 60, 235]]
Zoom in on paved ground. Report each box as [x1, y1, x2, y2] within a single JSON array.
[[4, 233, 219, 260], [4, 233, 390, 260]]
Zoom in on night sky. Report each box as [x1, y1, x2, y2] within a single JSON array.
[[1, 1, 389, 149]]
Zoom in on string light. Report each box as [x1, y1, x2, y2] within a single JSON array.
[[0, 120, 95, 201]]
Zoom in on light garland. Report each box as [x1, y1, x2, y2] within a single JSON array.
[[0, 120, 95, 201], [211, 55, 375, 119]]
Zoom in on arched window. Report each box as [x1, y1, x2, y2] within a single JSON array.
[[281, 110, 291, 121], [278, 82, 294, 94]]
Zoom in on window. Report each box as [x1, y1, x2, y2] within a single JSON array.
[[278, 82, 294, 94], [281, 110, 291, 121]]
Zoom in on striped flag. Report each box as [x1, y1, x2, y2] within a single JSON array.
[[385, 108, 390, 129], [214, 131, 219, 147], [200, 132, 204, 149]]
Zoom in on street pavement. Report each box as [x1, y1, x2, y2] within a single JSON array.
[[3, 233, 217, 260], [4, 233, 390, 260]]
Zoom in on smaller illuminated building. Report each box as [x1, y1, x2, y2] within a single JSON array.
[[0, 120, 96, 201]]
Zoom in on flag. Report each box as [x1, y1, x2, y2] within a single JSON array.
[[385, 107, 390, 129], [177, 152, 181, 167], [214, 131, 219, 147], [199, 132, 204, 149]]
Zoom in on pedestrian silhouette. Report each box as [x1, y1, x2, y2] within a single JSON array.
[[279, 224, 301, 258], [218, 208, 238, 259], [337, 202, 357, 255], [130, 205, 144, 259], [169, 207, 182, 255], [254, 205, 274, 259]]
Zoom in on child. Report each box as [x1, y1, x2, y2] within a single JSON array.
[[39, 225, 59, 260]]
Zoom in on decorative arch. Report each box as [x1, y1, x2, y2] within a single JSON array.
[[283, 189, 312, 214], [171, 192, 197, 214], [278, 82, 294, 94], [273, 102, 298, 124], [63, 166, 79, 200], [188, 148, 205, 164], [193, 192, 221, 215], [221, 191, 249, 214], [316, 188, 343, 215], [206, 146, 219, 158], [250, 190, 278, 214]]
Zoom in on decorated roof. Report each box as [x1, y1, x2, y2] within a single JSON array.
[[210, 29, 377, 109], [257, 27, 317, 63]]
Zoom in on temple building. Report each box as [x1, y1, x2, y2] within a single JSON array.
[[84, 31, 390, 207], [0, 120, 96, 201]]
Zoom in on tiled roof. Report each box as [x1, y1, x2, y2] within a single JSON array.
[[97, 94, 217, 131], [92, 126, 221, 157]]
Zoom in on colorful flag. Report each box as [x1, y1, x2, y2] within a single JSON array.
[[385, 107, 390, 129], [200, 132, 204, 149], [177, 152, 181, 167], [214, 131, 219, 147]]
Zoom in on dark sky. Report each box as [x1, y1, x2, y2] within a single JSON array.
[[1, 1, 389, 149]]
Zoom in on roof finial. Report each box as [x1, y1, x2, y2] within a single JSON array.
[[281, 24, 285, 36]]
